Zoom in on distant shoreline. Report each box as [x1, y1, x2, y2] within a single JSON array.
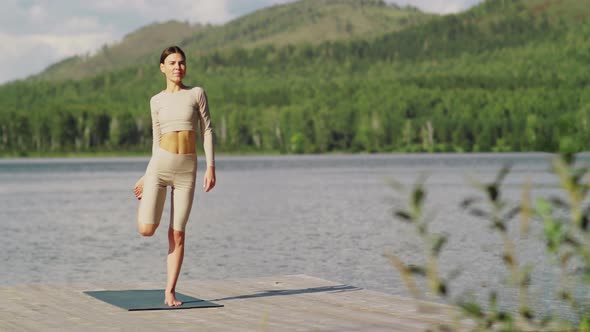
[[0, 150, 575, 162], [0, 150, 287, 159]]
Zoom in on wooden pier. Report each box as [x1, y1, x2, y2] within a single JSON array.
[[0, 274, 466, 331]]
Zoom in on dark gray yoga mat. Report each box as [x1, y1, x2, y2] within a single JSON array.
[[84, 289, 223, 311]]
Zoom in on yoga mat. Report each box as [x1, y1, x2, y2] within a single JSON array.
[[84, 289, 223, 311]]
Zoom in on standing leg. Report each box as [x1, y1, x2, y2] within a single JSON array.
[[165, 226, 185, 306], [165, 188, 186, 306], [164, 155, 196, 307]]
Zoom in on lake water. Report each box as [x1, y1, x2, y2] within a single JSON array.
[[0, 153, 587, 315]]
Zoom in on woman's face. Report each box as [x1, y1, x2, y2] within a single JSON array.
[[160, 53, 186, 83]]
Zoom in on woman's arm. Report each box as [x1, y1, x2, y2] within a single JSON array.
[[196, 87, 216, 191], [150, 96, 161, 156]]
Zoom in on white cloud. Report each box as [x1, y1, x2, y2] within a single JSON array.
[[0, 29, 115, 82], [386, 0, 479, 14], [193, 1, 233, 24], [89, 0, 233, 25], [0, 31, 113, 58], [89, 0, 147, 11], [27, 33, 115, 57], [54, 16, 110, 34], [28, 4, 48, 23], [225, 0, 481, 16]]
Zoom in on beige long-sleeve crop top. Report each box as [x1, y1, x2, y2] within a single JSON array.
[[150, 86, 214, 167]]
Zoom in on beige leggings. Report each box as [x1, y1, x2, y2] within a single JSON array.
[[138, 147, 197, 231]]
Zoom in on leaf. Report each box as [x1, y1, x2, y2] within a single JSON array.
[[412, 187, 425, 208], [486, 184, 499, 202], [503, 206, 520, 221], [552, 156, 573, 190], [544, 219, 562, 252], [502, 253, 514, 266], [496, 311, 510, 322], [470, 208, 489, 219], [383, 252, 422, 299], [581, 212, 590, 232], [519, 306, 534, 321], [394, 210, 413, 222], [417, 223, 427, 236], [459, 301, 484, 318], [549, 196, 569, 209], [493, 221, 507, 232], [494, 164, 511, 187], [489, 291, 497, 308], [573, 167, 587, 185], [520, 179, 532, 235], [460, 197, 480, 209], [519, 268, 531, 287], [563, 235, 579, 247], [536, 198, 552, 216], [558, 290, 571, 301], [408, 265, 426, 276], [437, 282, 447, 296], [431, 235, 447, 257]]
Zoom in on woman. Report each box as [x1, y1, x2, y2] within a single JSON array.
[[133, 45, 215, 307]]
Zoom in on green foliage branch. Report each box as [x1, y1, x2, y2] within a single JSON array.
[[388, 155, 590, 331]]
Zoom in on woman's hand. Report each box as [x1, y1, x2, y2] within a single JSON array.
[[134, 176, 145, 200], [203, 166, 216, 192]]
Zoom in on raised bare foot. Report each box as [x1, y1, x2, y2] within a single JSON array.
[[164, 291, 183, 307], [134, 176, 144, 200]]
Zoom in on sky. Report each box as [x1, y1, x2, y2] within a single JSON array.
[[0, 0, 484, 84]]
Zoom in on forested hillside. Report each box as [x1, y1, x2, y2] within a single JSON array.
[[36, 0, 428, 82], [0, 0, 589, 157], [39, 21, 206, 81]]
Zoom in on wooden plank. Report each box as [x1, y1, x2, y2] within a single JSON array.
[[0, 275, 467, 331]]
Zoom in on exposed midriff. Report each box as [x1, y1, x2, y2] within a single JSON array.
[[159, 130, 196, 154]]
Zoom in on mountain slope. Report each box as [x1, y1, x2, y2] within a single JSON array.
[[361, 0, 586, 65], [524, 0, 590, 22], [35, 0, 431, 81], [182, 0, 428, 51], [39, 21, 205, 81]]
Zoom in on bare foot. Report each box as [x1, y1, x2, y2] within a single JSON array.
[[164, 291, 183, 307], [134, 176, 144, 200]]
